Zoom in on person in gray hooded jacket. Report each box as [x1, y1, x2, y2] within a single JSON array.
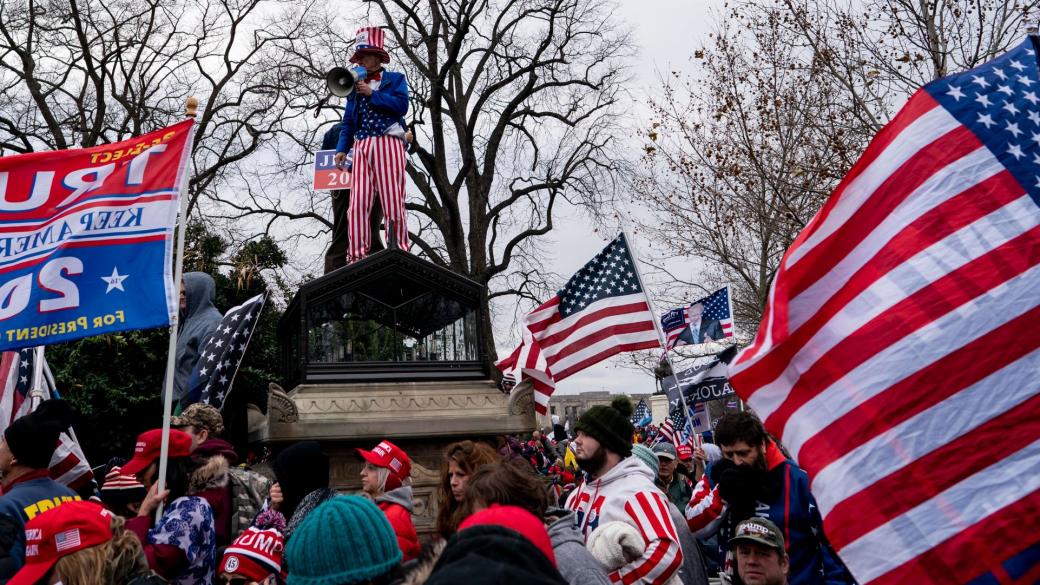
[[166, 272, 223, 409], [546, 508, 613, 585]]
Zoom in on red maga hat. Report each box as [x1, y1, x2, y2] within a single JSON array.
[[355, 440, 411, 479], [9, 501, 113, 585], [120, 428, 194, 476]]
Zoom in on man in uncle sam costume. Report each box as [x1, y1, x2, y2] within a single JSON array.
[[333, 26, 411, 263]]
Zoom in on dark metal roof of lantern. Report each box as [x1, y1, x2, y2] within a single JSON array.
[[279, 248, 489, 388]]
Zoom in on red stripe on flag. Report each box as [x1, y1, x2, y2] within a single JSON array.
[[536, 301, 652, 350], [546, 319, 656, 365], [761, 223, 1040, 437], [0, 194, 174, 234], [822, 391, 1040, 550], [764, 91, 943, 342], [554, 339, 659, 380], [733, 169, 1023, 390], [867, 488, 1040, 585], [800, 301, 1040, 479], [48, 453, 81, 480], [784, 126, 981, 295]]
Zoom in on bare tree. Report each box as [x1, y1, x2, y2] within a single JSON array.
[[224, 0, 634, 363], [634, 6, 859, 333], [780, 0, 1039, 134], [0, 0, 339, 218], [633, 0, 1037, 336]]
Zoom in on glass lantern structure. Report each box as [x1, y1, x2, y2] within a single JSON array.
[[279, 249, 489, 387]]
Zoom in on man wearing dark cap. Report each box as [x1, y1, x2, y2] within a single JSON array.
[[730, 518, 789, 585], [564, 396, 683, 585], [0, 400, 81, 578], [685, 412, 853, 585]]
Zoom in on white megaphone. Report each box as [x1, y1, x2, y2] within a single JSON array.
[[325, 66, 368, 97]]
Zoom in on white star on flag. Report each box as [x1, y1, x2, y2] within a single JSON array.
[[101, 267, 129, 293]]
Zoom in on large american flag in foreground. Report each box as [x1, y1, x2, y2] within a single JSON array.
[[729, 39, 1040, 584], [0, 350, 93, 490], [497, 234, 659, 413]]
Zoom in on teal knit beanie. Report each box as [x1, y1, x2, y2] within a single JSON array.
[[631, 444, 659, 477], [286, 495, 402, 585]]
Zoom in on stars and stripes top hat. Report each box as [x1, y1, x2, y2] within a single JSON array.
[[350, 27, 391, 64], [9, 501, 113, 585]]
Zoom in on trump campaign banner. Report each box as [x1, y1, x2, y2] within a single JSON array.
[[312, 149, 350, 191], [0, 120, 193, 351]]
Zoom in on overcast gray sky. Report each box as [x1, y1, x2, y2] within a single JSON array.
[[503, 0, 722, 396]]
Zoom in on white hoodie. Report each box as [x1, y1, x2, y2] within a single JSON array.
[[565, 456, 683, 585]]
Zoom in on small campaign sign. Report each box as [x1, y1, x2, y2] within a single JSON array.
[[313, 149, 351, 191], [0, 120, 193, 351]]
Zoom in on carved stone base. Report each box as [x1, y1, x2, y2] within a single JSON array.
[[261, 378, 534, 539]]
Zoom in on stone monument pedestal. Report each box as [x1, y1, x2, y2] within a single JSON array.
[[265, 249, 535, 537]]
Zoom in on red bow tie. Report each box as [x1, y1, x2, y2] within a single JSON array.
[[366, 70, 383, 82]]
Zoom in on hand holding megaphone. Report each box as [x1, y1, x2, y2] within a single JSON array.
[[325, 65, 368, 97]]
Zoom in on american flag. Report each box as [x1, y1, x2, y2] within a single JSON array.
[[0, 349, 93, 490], [661, 286, 734, 351], [188, 292, 267, 409], [631, 398, 652, 426], [656, 417, 676, 445], [497, 234, 659, 414], [656, 407, 689, 446], [54, 528, 81, 552], [729, 39, 1040, 585]]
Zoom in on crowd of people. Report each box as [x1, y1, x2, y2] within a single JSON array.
[[0, 394, 856, 585]]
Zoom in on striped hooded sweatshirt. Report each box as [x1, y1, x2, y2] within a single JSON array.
[[565, 456, 682, 585]]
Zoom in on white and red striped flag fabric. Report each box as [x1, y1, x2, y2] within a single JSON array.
[[0, 349, 93, 490], [497, 234, 659, 413], [729, 39, 1040, 584]]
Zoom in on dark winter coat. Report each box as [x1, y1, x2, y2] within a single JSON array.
[[188, 455, 231, 547], [685, 440, 853, 585], [0, 471, 79, 578], [423, 525, 568, 585]]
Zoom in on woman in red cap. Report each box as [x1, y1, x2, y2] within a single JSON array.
[[356, 439, 419, 561], [7, 500, 164, 585], [121, 428, 217, 585]]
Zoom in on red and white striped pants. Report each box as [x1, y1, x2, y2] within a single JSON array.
[[348, 135, 409, 262]]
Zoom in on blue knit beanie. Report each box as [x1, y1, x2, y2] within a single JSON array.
[[631, 444, 659, 477], [286, 495, 402, 585]]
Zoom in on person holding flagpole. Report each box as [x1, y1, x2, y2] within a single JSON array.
[[333, 26, 411, 263]]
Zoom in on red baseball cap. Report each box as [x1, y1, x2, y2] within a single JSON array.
[[676, 445, 693, 461], [355, 440, 411, 479], [120, 428, 194, 476], [10, 501, 113, 585]]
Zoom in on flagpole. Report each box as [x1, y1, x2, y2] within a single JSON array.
[[620, 227, 697, 435], [155, 97, 199, 520], [725, 283, 737, 341], [29, 346, 46, 411]]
